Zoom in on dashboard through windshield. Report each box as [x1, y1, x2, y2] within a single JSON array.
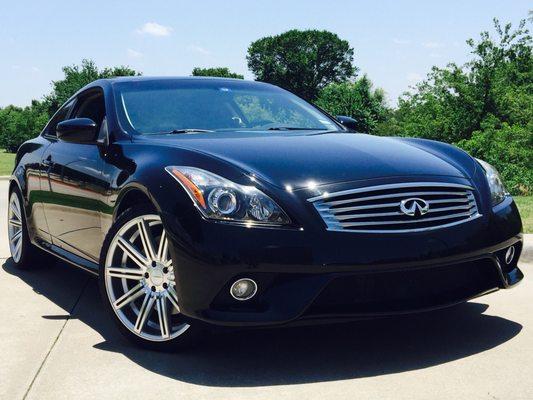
[[114, 80, 338, 135]]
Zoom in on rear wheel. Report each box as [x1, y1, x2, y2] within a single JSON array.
[[99, 206, 203, 351], [8, 189, 43, 268]]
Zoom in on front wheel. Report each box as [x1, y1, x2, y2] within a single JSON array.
[[99, 206, 203, 351]]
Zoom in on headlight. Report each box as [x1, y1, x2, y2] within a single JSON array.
[[476, 159, 508, 206], [166, 166, 290, 226]]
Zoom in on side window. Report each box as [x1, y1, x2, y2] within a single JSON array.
[[73, 91, 106, 131], [43, 101, 73, 137]]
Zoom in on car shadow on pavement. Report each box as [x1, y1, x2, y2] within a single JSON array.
[[3, 258, 523, 387]]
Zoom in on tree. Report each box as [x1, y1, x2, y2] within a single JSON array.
[[458, 117, 533, 195], [247, 29, 356, 100], [0, 60, 141, 152], [392, 18, 532, 142], [192, 67, 243, 79], [0, 101, 49, 152], [387, 17, 532, 194], [315, 76, 388, 133], [45, 59, 140, 115]]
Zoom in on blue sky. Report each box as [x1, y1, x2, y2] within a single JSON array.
[[0, 0, 530, 107]]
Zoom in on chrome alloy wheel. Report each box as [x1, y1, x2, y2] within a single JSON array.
[[104, 214, 189, 341], [8, 192, 23, 263]]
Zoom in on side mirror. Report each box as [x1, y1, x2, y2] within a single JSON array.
[[56, 118, 97, 143], [336, 116, 358, 131]]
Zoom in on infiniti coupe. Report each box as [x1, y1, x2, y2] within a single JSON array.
[[8, 77, 523, 350]]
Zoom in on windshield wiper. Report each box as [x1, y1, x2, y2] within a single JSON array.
[[266, 127, 326, 131], [163, 128, 215, 134]]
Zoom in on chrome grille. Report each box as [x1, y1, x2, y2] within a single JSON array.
[[308, 182, 481, 233]]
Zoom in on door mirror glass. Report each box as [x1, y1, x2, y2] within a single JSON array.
[[56, 118, 97, 143], [336, 115, 358, 131]]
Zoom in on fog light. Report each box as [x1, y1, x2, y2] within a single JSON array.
[[230, 278, 257, 301], [505, 246, 515, 265]]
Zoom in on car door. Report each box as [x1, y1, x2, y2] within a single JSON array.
[[28, 102, 74, 244], [41, 88, 108, 262]]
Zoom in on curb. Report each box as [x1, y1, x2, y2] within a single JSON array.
[[0, 176, 11, 181]]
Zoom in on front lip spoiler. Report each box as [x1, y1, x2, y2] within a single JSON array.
[[195, 248, 524, 328], [285, 288, 502, 327]]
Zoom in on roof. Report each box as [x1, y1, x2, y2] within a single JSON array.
[[96, 76, 256, 84], [69, 76, 279, 104]]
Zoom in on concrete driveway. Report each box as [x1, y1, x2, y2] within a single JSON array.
[[0, 180, 531, 400]]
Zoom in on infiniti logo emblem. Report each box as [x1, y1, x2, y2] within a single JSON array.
[[400, 198, 430, 217]]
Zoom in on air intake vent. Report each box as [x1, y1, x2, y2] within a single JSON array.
[[308, 182, 481, 233]]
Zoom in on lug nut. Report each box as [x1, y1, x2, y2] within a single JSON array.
[[163, 267, 168, 274], [144, 272, 149, 278], [163, 283, 168, 289], [151, 286, 156, 292], [151, 261, 157, 267]]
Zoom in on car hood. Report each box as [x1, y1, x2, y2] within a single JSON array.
[[143, 131, 475, 190]]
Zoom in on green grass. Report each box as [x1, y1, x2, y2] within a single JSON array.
[[0, 151, 15, 176], [515, 196, 533, 233]]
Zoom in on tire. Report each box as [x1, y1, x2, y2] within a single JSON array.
[[7, 188, 46, 269], [98, 205, 204, 351]]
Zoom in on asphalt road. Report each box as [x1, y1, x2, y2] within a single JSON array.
[[0, 180, 531, 400]]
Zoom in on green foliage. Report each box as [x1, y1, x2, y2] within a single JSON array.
[[45, 59, 140, 115], [191, 67, 243, 79], [0, 60, 140, 152], [315, 76, 388, 133], [247, 29, 356, 101], [458, 118, 533, 195], [0, 101, 49, 152], [386, 17, 532, 195]]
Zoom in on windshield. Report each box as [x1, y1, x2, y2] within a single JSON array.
[[114, 80, 338, 134]]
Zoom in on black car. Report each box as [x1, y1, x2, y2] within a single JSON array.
[[9, 77, 523, 350]]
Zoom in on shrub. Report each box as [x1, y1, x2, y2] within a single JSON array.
[[315, 76, 388, 133], [458, 118, 533, 195], [0, 102, 49, 152]]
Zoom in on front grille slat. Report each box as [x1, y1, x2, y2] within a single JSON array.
[[333, 211, 403, 220], [322, 201, 402, 213], [340, 210, 476, 228], [321, 190, 470, 207], [308, 182, 481, 233], [426, 203, 476, 214], [427, 197, 473, 205]]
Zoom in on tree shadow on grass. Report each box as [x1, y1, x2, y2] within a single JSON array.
[[3, 257, 523, 387]]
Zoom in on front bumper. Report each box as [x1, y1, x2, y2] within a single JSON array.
[[163, 195, 524, 327]]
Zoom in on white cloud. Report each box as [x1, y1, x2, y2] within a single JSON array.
[[127, 49, 143, 58], [422, 41, 444, 49], [187, 44, 211, 56], [136, 22, 172, 37], [393, 38, 410, 45]]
